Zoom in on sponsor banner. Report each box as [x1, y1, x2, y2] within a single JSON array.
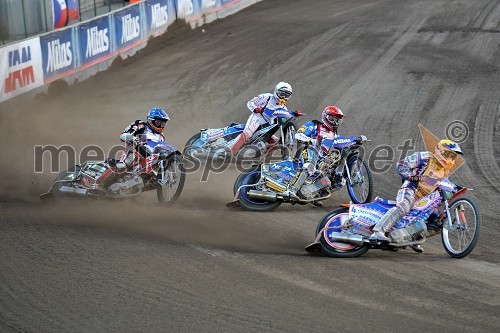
[[145, 0, 176, 36], [67, 0, 80, 21], [200, 0, 218, 11], [52, 0, 69, 29], [114, 4, 142, 50], [176, 0, 200, 19], [40, 28, 77, 83], [0, 38, 44, 102], [78, 16, 112, 66]]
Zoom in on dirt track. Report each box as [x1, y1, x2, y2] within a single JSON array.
[[1, 0, 499, 331]]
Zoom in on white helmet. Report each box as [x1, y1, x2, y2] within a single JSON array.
[[273, 82, 292, 105]]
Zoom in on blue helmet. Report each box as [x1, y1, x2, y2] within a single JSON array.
[[147, 108, 170, 133]]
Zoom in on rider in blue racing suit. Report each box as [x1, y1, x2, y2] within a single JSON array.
[[117, 108, 170, 171], [369, 139, 463, 252]]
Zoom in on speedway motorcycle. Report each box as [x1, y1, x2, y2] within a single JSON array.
[[305, 175, 480, 258], [229, 135, 373, 211], [183, 107, 304, 163], [40, 143, 185, 205]]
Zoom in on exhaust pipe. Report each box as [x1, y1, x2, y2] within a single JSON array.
[[59, 186, 88, 196], [326, 231, 365, 246], [247, 190, 278, 202]]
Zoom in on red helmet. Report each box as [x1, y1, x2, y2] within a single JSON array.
[[321, 105, 344, 131]]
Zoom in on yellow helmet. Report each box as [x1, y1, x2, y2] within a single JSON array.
[[434, 139, 463, 168]]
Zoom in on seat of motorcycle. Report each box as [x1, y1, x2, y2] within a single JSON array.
[[374, 196, 397, 206]]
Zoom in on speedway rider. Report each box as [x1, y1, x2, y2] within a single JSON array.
[[224, 82, 295, 159], [292, 105, 345, 203], [117, 107, 170, 171], [369, 139, 463, 253]]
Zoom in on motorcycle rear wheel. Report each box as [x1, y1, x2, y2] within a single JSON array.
[[183, 133, 204, 159], [51, 166, 82, 200], [157, 155, 186, 206], [234, 167, 282, 212], [441, 197, 480, 258], [317, 207, 370, 258]]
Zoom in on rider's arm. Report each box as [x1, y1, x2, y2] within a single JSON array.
[[120, 121, 145, 142], [396, 152, 430, 181], [295, 121, 317, 143], [247, 94, 271, 113]]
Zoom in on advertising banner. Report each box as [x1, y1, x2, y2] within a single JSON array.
[[78, 16, 112, 66], [221, 0, 238, 5], [0, 38, 44, 102], [52, 0, 69, 29], [200, 0, 217, 11], [145, 0, 176, 36], [114, 4, 142, 51], [176, 0, 199, 19], [40, 28, 77, 83], [67, 0, 80, 21]]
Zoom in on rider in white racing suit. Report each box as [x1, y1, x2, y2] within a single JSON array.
[[117, 108, 170, 171], [369, 139, 464, 253], [292, 106, 345, 204], [226, 82, 294, 157]]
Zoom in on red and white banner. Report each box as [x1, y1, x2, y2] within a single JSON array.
[[0, 38, 44, 103], [52, 0, 68, 29], [67, 0, 80, 21]]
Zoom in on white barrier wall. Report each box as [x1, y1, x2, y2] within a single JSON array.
[[0, 0, 262, 103]]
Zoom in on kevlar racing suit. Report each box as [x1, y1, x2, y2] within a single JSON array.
[[118, 120, 166, 170], [371, 151, 431, 242], [228, 93, 286, 155], [292, 120, 338, 194]]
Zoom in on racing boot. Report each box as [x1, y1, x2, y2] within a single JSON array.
[[411, 244, 424, 253], [369, 207, 403, 243]]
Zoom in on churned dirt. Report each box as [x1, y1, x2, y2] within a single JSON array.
[[0, 0, 499, 331]]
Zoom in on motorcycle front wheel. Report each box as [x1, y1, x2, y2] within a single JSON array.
[[157, 155, 186, 206], [346, 155, 373, 204], [317, 207, 370, 258], [441, 197, 480, 258], [234, 166, 282, 212]]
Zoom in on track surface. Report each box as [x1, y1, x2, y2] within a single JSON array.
[[1, 0, 499, 331]]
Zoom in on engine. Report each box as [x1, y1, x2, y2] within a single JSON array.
[[108, 175, 144, 196], [299, 176, 331, 199], [389, 220, 428, 243], [319, 148, 341, 174]]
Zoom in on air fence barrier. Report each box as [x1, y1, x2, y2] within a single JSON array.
[[0, 0, 262, 104]]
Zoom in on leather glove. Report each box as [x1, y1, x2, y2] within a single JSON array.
[[293, 110, 304, 117], [253, 107, 263, 114], [356, 135, 367, 143]]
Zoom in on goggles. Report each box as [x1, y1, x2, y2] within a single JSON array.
[[276, 90, 292, 100], [325, 114, 343, 124], [153, 119, 167, 128]]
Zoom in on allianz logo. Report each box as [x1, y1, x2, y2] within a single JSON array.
[[46, 39, 72, 73], [151, 3, 168, 29], [85, 26, 109, 58], [121, 13, 140, 43]]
